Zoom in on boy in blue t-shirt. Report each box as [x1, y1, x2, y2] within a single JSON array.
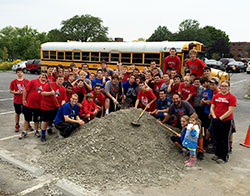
[[149, 90, 172, 119], [92, 69, 106, 89], [54, 94, 84, 138], [200, 77, 213, 147]]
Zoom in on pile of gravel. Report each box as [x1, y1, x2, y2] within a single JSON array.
[[38, 108, 184, 189]]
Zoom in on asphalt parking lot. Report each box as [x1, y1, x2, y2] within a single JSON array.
[[0, 71, 250, 196]]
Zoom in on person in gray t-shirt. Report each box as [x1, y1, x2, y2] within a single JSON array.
[[104, 74, 121, 114], [158, 93, 195, 129]]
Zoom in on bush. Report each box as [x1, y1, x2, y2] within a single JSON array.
[[0, 60, 22, 71]]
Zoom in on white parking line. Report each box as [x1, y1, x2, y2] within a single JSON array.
[[0, 90, 10, 92], [17, 179, 54, 196], [0, 131, 34, 141], [231, 79, 247, 86], [0, 111, 14, 115], [0, 98, 13, 102]]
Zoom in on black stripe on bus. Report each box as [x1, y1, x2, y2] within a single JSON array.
[[41, 59, 155, 66]]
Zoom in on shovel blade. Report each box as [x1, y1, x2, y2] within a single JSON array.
[[131, 121, 140, 127]]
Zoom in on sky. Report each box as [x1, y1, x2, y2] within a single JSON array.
[[1, 0, 249, 42]]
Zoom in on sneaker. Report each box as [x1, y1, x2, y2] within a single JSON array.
[[185, 158, 196, 167], [47, 128, 53, 135], [41, 136, 46, 143], [211, 155, 219, 161], [216, 159, 226, 164], [15, 124, 20, 132], [19, 131, 27, 139], [197, 152, 204, 160], [35, 130, 40, 138], [184, 156, 191, 164]]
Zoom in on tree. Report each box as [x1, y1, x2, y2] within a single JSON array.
[[47, 29, 68, 42], [147, 26, 172, 41], [61, 14, 109, 42], [200, 26, 230, 58], [208, 38, 230, 58], [245, 44, 250, 58], [178, 19, 200, 32], [2, 47, 8, 60], [0, 25, 48, 59], [172, 19, 204, 41], [137, 38, 145, 41]]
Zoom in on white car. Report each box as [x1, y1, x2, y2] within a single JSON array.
[[247, 61, 250, 74], [12, 61, 27, 73]]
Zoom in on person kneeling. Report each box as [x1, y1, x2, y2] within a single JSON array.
[[79, 93, 99, 122], [54, 94, 84, 138]]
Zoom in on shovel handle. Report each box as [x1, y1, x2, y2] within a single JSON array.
[[138, 105, 149, 118], [45, 74, 60, 107], [158, 121, 179, 135]]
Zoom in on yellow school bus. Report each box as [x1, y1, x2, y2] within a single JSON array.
[[40, 41, 228, 81]]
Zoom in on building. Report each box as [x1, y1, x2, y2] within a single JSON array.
[[230, 42, 250, 60]]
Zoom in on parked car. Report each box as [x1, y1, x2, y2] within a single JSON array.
[[12, 61, 27, 72], [219, 58, 235, 66], [247, 62, 250, 74], [205, 59, 225, 71], [225, 61, 246, 73], [25, 59, 41, 74]]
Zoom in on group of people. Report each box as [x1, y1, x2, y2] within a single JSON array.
[[10, 48, 237, 167]]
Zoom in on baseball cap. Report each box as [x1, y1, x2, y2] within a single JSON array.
[[209, 77, 220, 85]]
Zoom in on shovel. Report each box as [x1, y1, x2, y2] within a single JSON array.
[[158, 121, 206, 152], [131, 105, 149, 127]]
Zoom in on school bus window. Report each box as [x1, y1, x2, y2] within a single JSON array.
[[132, 53, 143, 64], [111, 53, 120, 62], [50, 51, 56, 60], [58, 51, 64, 60], [65, 51, 72, 60], [101, 52, 109, 62], [121, 53, 131, 63], [43, 51, 49, 59], [82, 52, 89, 61], [91, 52, 99, 62], [144, 53, 160, 64], [74, 52, 80, 60]]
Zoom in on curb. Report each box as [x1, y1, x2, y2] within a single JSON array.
[[0, 150, 44, 177], [56, 179, 100, 196]]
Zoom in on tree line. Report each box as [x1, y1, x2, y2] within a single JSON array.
[[0, 15, 233, 60]]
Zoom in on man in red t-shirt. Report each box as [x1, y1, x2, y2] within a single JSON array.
[[9, 68, 29, 132], [178, 76, 197, 106], [169, 74, 182, 96], [72, 79, 87, 103], [153, 74, 164, 99], [46, 65, 56, 82], [91, 84, 105, 118], [164, 47, 181, 74], [19, 72, 47, 138], [63, 67, 70, 81], [40, 74, 67, 142], [185, 49, 206, 77], [135, 81, 157, 112]]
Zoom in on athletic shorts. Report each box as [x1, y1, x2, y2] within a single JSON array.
[[23, 106, 41, 122], [41, 108, 58, 122], [14, 103, 23, 114]]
